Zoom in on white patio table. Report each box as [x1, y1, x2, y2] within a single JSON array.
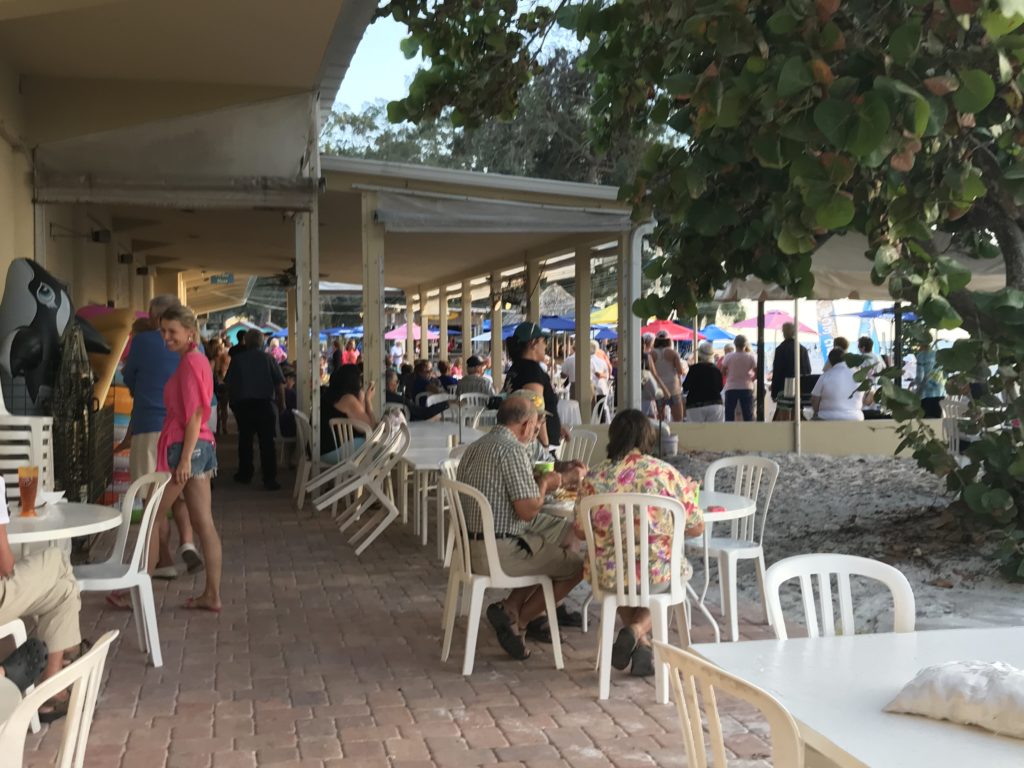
[[401, 445, 453, 559], [693, 626, 1024, 767], [557, 399, 581, 427], [7, 502, 121, 545]]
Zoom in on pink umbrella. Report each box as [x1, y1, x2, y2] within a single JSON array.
[[732, 310, 816, 335], [384, 323, 439, 341], [641, 319, 704, 341]]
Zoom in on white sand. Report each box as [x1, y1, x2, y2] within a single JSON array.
[[667, 450, 1024, 632]]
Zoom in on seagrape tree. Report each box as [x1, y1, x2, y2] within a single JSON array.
[[382, 0, 1024, 574]]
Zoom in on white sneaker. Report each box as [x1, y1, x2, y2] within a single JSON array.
[[177, 543, 204, 574]]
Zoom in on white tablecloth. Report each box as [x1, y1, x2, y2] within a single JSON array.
[[558, 399, 582, 427]]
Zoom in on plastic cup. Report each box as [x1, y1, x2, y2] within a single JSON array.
[[533, 460, 555, 483], [18, 466, 39, 517]]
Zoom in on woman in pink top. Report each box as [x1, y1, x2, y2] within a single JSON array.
[[721, 334, 757, 421], [153, 305, 223, 613]]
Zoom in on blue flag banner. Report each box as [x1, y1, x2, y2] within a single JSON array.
[[816, 301, 836, 357]]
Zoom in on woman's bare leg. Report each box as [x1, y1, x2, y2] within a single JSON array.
[[172, 498, 194, 547], [182, 477, 221, 610]]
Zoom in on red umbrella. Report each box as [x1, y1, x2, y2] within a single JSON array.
[[641, 319, 705, 341], [732, 310, 816, 335]]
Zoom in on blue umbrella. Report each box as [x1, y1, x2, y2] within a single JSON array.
[[700, 324, 736, 341], [540, 315, 575, 332], [594, 325, 617, 341], [840, 308, 918, 320]]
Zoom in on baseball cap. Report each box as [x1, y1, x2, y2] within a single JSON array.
[[511, 322, 549, 343], [656, 329, 670, 339], [466, 355, 483, 368]]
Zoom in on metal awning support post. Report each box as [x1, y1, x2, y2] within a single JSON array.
[[527, 258, 541, 325], [361, 191, 386, 417], [575, 246, 593, 420], [490, 272, 504, 392], [419, 286, 430, 361], [618, 224, 650, 410], [793, 299, 802, 454], [406, 295, 415, 364], [439, 284, 449, 362], [756, 299, 766, 421], [894, 301, 904, 387], [461, 279, 472, 360]]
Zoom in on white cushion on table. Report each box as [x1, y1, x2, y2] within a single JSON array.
[[885, 660, 1024, 739]]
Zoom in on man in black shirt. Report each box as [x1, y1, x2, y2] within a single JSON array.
[[683, 342, 725, 421], [225, 329, 286, 490], [227, 329, 247, 358], [770, 322, 811, 401]]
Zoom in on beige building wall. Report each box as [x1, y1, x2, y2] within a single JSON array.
[[0, 58, 34, 284]]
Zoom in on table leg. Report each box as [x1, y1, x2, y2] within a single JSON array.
[[420, 470, 429, 547], [399, 463, 409, 524]]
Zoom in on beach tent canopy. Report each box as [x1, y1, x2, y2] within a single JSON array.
[[385, 323, 439, 341], [540, 315, 576, 332], [591, 304, 619, 324], [840, 307, 919, 321], [700, 324, 735, 341], [732, 310, 816, 334], [715, 233, 1006, 301], [472, 324, 516, 342], [642, 319, 704, 341], [594, 325, 618, 341]]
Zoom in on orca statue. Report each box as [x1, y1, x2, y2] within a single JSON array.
[[0, 259, 110, 415]]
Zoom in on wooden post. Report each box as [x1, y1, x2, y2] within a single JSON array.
[[406, 294, 415, 365], [439, 285, 449, 363], [575, 246, 593, 420], [286, 287, 296, 365], [490, 272, 504, 392], [462, 279, 473, 362], [361, 191, 386, 417], [419, 287, 430, 361], [527, 258, 541, 324]]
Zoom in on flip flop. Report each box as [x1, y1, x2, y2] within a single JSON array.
[[105, 591, 133, 611], [556, 604, 583, 628], [611, 627, 638, 671], [183, 597, 221, 613], [61, 639, 92, 668], [1, 638, 47, 692]]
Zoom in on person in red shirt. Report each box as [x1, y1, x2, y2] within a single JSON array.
[[153, 305, 223, 613], [341, 339, 360, 366]]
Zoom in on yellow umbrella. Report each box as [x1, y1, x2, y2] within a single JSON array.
[[591, 304, 618, 324]]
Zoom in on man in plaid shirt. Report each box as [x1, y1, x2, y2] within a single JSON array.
[[456, 396, 584, 660]]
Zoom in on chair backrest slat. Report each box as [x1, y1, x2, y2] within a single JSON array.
[[556, 428, 598, 465], [121, 472, 172, 574], [655, 641, 804, 768], [703, 456, 779, 545], [766, 553, 916, 640]]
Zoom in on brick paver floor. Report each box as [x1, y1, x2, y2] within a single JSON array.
[[23, 452, 776, 767]]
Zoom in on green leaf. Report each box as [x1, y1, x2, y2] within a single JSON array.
[[399, 36, 420, 59], [813, 99, 856, 148], [778, 57, 813, 98], [890, 22, 921, 65], [752, 134, 785, 169], [936, 255, 973, 292], [910, 97, 931, 137], [386, 100, 408, 123], [716, 89, 744, 128], [1006, 164, 1024, 180], [923, 94, 948, 137], [920, 295, 963, 329], [767, 10, 799, 35], [953, 69, 996, 114], [847, 91, 892, 158], [815, 193, 855, 228], [982, 10, 1024, 40]]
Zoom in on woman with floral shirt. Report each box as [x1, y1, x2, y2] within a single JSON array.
[[575, 409, 703, 676]]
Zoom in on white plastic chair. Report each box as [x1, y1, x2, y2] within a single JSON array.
[[653, 641, 804, 768], [459, 393, 491, 409], [690, 456, 779, 642], [439, 477, 564, 676], [270, 402, 296, 467], [590, 396, 614, 425], [0, 620, 39, 732], [472, 409, 497, 429], [314, 422, 410, 555], [765, 553, 916, 640], [74, 472, 171, 668], [383, 402, 410, 421], [291, 410, 322, 510], [556, 428, 598, 466], [0, 415, 55, 509], [426, 393, 455, 422], [0, 630, 118, 768], [579, 493, 691, 703]]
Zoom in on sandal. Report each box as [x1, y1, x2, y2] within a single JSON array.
[[556, 604, 583, 628], [524, 617, 552, 644], [38, 695, 69, 723], [1, 638, 47, 692], [611, 627, 638, 671], [630, 644, 655, 677], [105, 591, 133, 611], [62, 639, 92, 668], [486, 602, 530, 660]]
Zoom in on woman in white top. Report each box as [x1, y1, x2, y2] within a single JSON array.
[[811, 348, 866, 420], [648, 330, 685, 421]]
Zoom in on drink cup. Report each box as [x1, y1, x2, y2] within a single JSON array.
[[18, 465, 38, 517], [533, 460, 555, 483]]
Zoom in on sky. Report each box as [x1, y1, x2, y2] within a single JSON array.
[[333, 18, 423, 112]]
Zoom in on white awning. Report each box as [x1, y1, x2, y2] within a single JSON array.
[[372, 191, 633, 234], [716, 233, 1006, 301]]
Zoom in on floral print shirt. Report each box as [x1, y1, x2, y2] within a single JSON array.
[[577, 450, 702, 592]]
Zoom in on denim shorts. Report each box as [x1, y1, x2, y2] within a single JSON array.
[[166, 440, 218, 479]]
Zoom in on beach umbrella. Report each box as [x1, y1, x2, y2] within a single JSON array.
[[593, 325, 617, 341], [732, 310, 816, 334], [699, 324, 735, 341], [385, 323, 439, 341], [591, 304, 618, 324], [839, 307, 919, 321], [471, 324, 516, 342], [540, 315, 575, 332], [641, 319, 704, 341]]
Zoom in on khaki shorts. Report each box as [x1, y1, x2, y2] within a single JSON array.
[[470, 526, 582, 581], [129, 431, 161, 481]]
